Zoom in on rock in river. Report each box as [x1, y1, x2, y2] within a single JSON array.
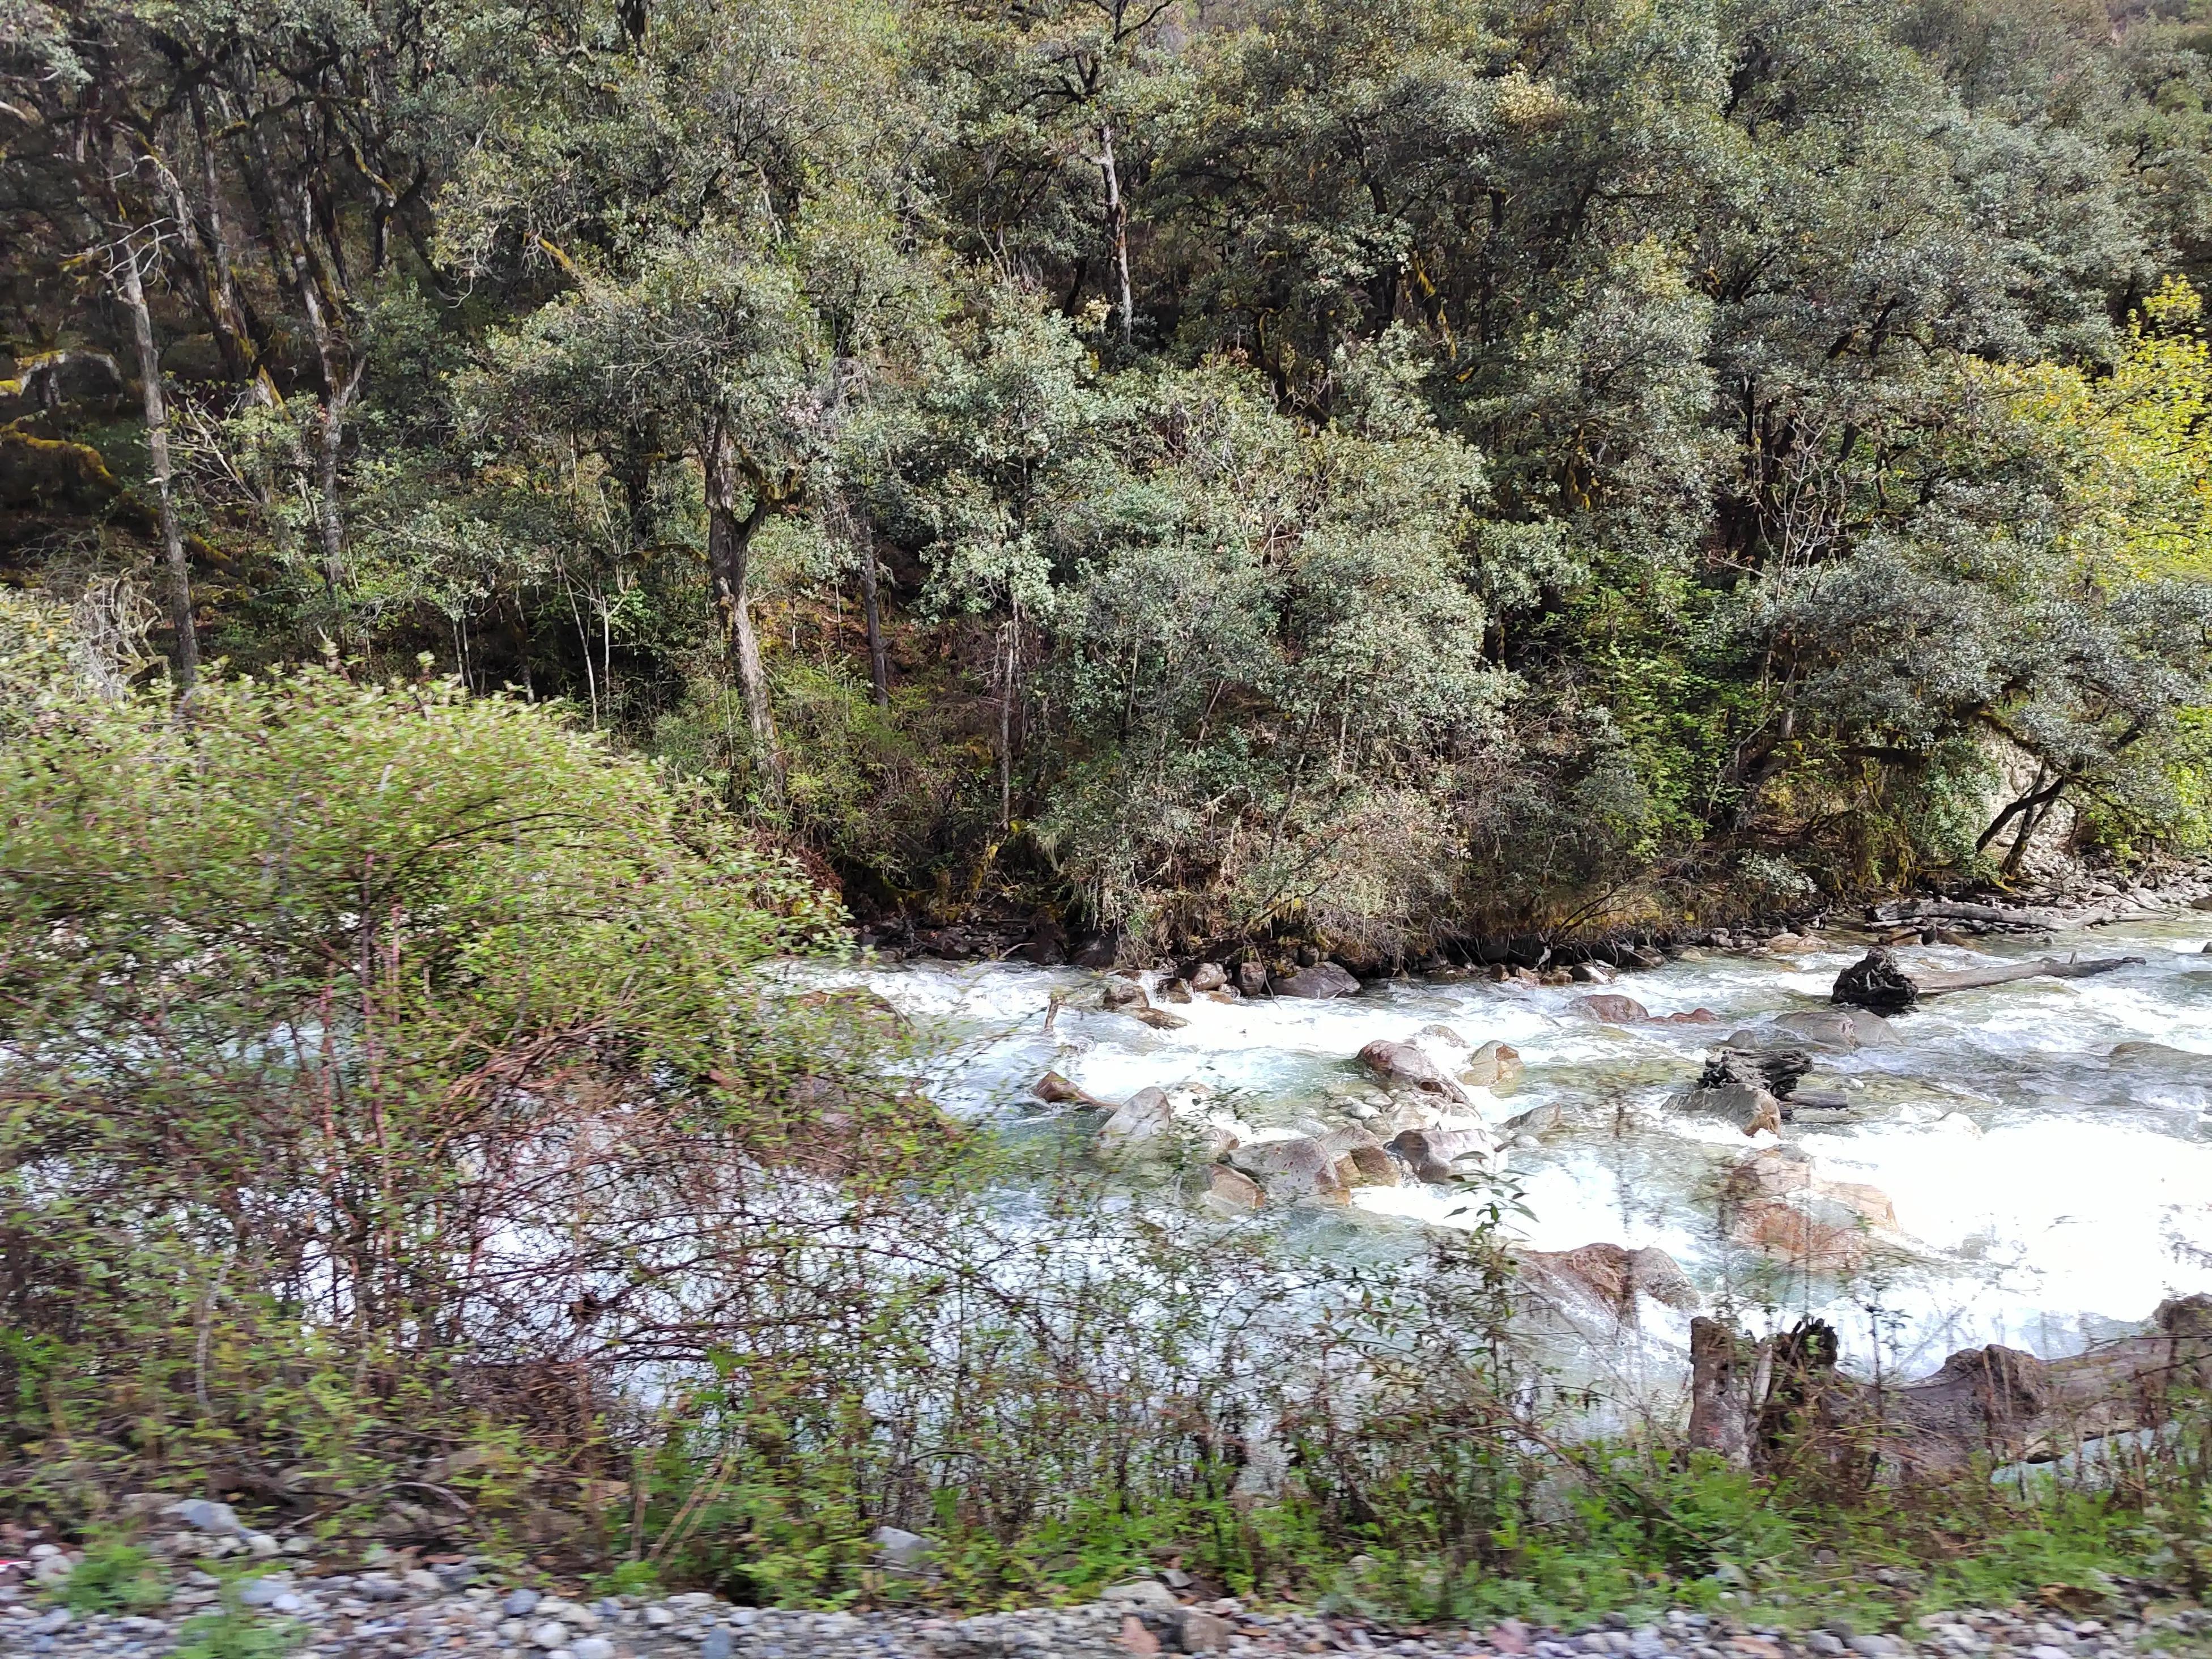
[[1274, 960, 1361, 998], [1460, 1039, 1523, 1091], [1518, 1243, 1701, 1315], [1388, 1125, 1496, 1183], [1228, 1135, 1343, 1197], [1098, 1087, 1175, 1151], [1357, 1038, 1472, 1103]]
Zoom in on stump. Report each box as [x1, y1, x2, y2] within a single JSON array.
[[1832, 946, 2142, 1011]]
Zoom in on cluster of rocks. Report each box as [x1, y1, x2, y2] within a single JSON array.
[[8, 1546, 2207, 1659], [1049, 1016, 1558, 1211]]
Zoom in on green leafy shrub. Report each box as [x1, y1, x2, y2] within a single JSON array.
[[0, 663, 927, 1525], [54, 1542, 168, 1613]]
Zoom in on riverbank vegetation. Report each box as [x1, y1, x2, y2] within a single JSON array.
[[0, 640, 2206, 1629], [10, 0, 2212, 958]]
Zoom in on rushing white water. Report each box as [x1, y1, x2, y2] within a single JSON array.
[[843, 919, 2212, 1386]]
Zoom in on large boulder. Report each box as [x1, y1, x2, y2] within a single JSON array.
[[1274, 961, 1360, 999], [1675, 1049, 1804, 1134], [1771, 1008, 1897, 1050], [1724, 1148, 1896, 1229], [1727, 1202, 1874, 1271], [1235, 960, 1269, 997], [1677, 1075, 1786, 1134], [1101, 978, 1150, 1010], [1228, 1135, 1343, 1198], [1357, 1039, 1471, 1104], [1721, 1148, 1896, 1268], [1518, 1243, 1701, 1315], [1098, 1087, 1175, 1152], [1572, 994, 1648, 1024], [1202, 1163, 1266, 1215], [1187, 962, 1228, 992], [1387, 1125, 1496, 1184], [1316, 1125, 1400, 1188]]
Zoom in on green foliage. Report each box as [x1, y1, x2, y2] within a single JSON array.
[[0, 656, 926, 1517], [53, 1542, 168, 1614], [586, 1559, 665, 1599], [14, 0, 2212, 935], [172, 1606, 302, 1659]]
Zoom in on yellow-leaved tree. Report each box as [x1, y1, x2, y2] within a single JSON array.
[[1994, 277, 2212, 583], [1975, 278, 2212, 853]]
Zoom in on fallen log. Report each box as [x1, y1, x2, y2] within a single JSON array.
[[1690, 1295, 2212, 1478], [1832, 946, 2142, 1011]]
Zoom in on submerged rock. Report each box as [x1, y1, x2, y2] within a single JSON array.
[[1728, 1007, 1898, 1053], [1388, 1125, 1496, 1183], [1518, 1243, 1701, 1315], [1502, 1101, 1573, 1138], [1459, 1039, 1523, 1091], [1098, 1087, 1175, 1151], [1572, 993, 1648, 1024]]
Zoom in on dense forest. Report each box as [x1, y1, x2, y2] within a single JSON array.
[[9, 0, 2212, 956]]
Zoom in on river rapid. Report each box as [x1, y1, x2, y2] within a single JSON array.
[[841, 918, 2212, 1395]]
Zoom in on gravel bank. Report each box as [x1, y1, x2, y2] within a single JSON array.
[[6, 1567, 2208, 1659]]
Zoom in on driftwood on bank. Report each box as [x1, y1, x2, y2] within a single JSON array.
[[1831, 946, 2143, 1012], [1689, 1296, 2212, 1478], [1880, 896, 2168, 933]]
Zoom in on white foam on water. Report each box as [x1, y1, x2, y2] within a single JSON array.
[[836, 918, 2212, 1380]]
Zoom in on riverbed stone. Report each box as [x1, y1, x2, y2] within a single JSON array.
[[1227, 1135, 1342, 1197], [1460, 1039, 1524, 1091], [1099, 1087, 1175, 1151], [1203, 1163, 1266, 1213], [1358, 1039, 1472, 1103], [1572, 994, 1649, 1024], [1274, 960, 1360, 998]]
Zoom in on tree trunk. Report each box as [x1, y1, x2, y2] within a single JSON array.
[[1691, 1296, 2212, 1478], [857, 533, 889, 709], [254, 160, 361, 630], [1832, 946, 2143, 1011], [1096, 122, 1135, 350], [705, 441, 784, 792], [116, 250, 198, 694]]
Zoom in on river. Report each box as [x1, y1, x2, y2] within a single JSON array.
[[841, 918, 2212, 1394]]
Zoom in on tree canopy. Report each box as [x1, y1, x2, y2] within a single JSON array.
[[8, 0, 2212, 950]]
